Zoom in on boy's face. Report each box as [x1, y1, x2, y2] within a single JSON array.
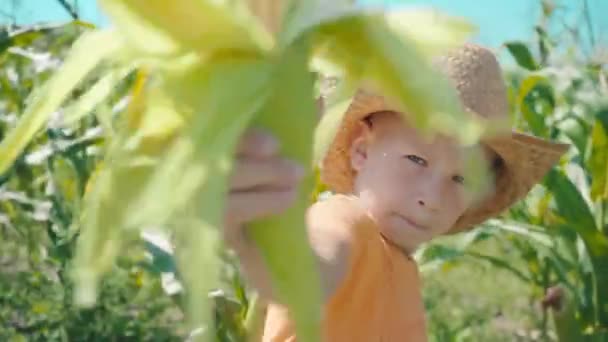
[[349, 111, 495, 253]]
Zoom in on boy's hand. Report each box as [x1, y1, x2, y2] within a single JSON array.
[[223, 128, 350, 303], [223, 129, 305, 299], [225, 129, 305, 231]]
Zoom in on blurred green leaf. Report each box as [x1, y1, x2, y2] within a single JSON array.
[[418, 244, 532, 284], [588, 117, 608, 201], [142, 233, 178, 275], [548, 285, 585, 342], [313, 14, 481, 145], [483, 219, 555, 247], [249, 41, 322, 342], [0, 30, 121, 175], [544, 168, 608, 325], [278, 0, 360, 48], [61, 67, 133, 127], [544, 169, 602, 247], [0, 22, 90, 54], [385, 7, 477, 57], [505, 41, 538, 71], [535, 26, 552, 65], [517, 74, 551, 137], [558, 116, 589, 158], [99, 0, 272, 56]]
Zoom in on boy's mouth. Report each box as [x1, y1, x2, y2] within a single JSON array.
[[393, 212, 428, 231]]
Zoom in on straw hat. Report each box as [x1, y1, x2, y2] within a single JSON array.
[[320, 43, 569, 233]]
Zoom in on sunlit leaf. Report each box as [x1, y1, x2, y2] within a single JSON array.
[[61, 67, 133, 127], [0, 21, 94, 55], [72, 151, 158, 307], [505, 41, 538, 71], [136, 59, 270, 335], [384, 7, 478, 57], [417, 244, 532, 283], [545, 169, 599, 242], [99, 0, 273, 56], [589, 116, 608, 201], [0, 30, 122, 175], [249, 41, 323, 342], [312, 14, 482, 144], [125, 58, 271, 229], [517, 74, 550, 137], [278, 0, 363, 48], [6, 1, 503, 339], [558, 116, 589, 158]]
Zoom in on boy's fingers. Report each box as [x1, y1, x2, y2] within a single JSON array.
[[225, 188, 298, 227], [236, 129, 279, 158], [230, 158, 304, 191]]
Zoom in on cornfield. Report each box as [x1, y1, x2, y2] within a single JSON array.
[[1, 0, 607, 341]]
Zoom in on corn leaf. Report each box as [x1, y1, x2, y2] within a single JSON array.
[[73, 58, 271, 338], [384, 7, 478, 57], [545, 169, 602, 248], [558, 116, 589, 158], [517, 74, 551, 137], [72, 156, 155, 306], [0, 29, 121, 175], [311, 15, 481, 144], [124, 59, 271, 229], [99, 0, 273, 56], [278, 0, 363, 48], [589, 118, 608, 201], [51, 1, 490, 339], [61, 67, 133, 127], [483, 219, 555, 247], [166, 60, 272, 337], [248, 41, 323, 342], [544, 168, 608, 322], [550, 286, 586, 342], [505, 41, 539, 71], [142, 233, 178, 275]]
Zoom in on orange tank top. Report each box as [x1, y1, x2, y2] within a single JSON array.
[[261, 195, 428, 342]]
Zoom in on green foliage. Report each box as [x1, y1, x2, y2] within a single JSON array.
[[504, 42, 539, 71], [1, 1, 480, 340], [2, 1, 607, 341], [0, 23, 186, 340], [0, 265, 184, 341], [418, 11, 608, 340]]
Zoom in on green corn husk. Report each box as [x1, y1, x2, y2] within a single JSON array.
[[0, 1, 482, 340]]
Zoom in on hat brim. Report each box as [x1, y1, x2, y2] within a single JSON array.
[[320, 91, 569, 233]]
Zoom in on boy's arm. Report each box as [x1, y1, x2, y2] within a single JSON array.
[[305, 198, 364, 301], [227, 196, 366, 304], [223, 129, 364, 304]]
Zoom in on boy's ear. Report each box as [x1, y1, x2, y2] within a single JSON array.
[[350, 120, 373, 172]]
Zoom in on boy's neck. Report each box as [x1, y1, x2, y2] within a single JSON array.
[[327, 193, 417, 259]]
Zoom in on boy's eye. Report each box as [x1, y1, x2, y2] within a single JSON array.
[[452, 175, 465, 185], [405, 155, 427, 167]]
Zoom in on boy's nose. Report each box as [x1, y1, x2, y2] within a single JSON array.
[[416, 190, 441, 212]]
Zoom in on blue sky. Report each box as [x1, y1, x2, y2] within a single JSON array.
[[1, 0, 606, 51]]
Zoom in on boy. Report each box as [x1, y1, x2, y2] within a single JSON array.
[[223, 43, 568, 341]]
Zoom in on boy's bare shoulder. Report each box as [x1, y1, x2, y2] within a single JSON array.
[[304, 195, 373, 298], [307, 195, 371, 232], [305, 194, 373, 256]]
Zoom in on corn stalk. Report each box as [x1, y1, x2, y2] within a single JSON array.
[[0, 0, 481, 340]]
